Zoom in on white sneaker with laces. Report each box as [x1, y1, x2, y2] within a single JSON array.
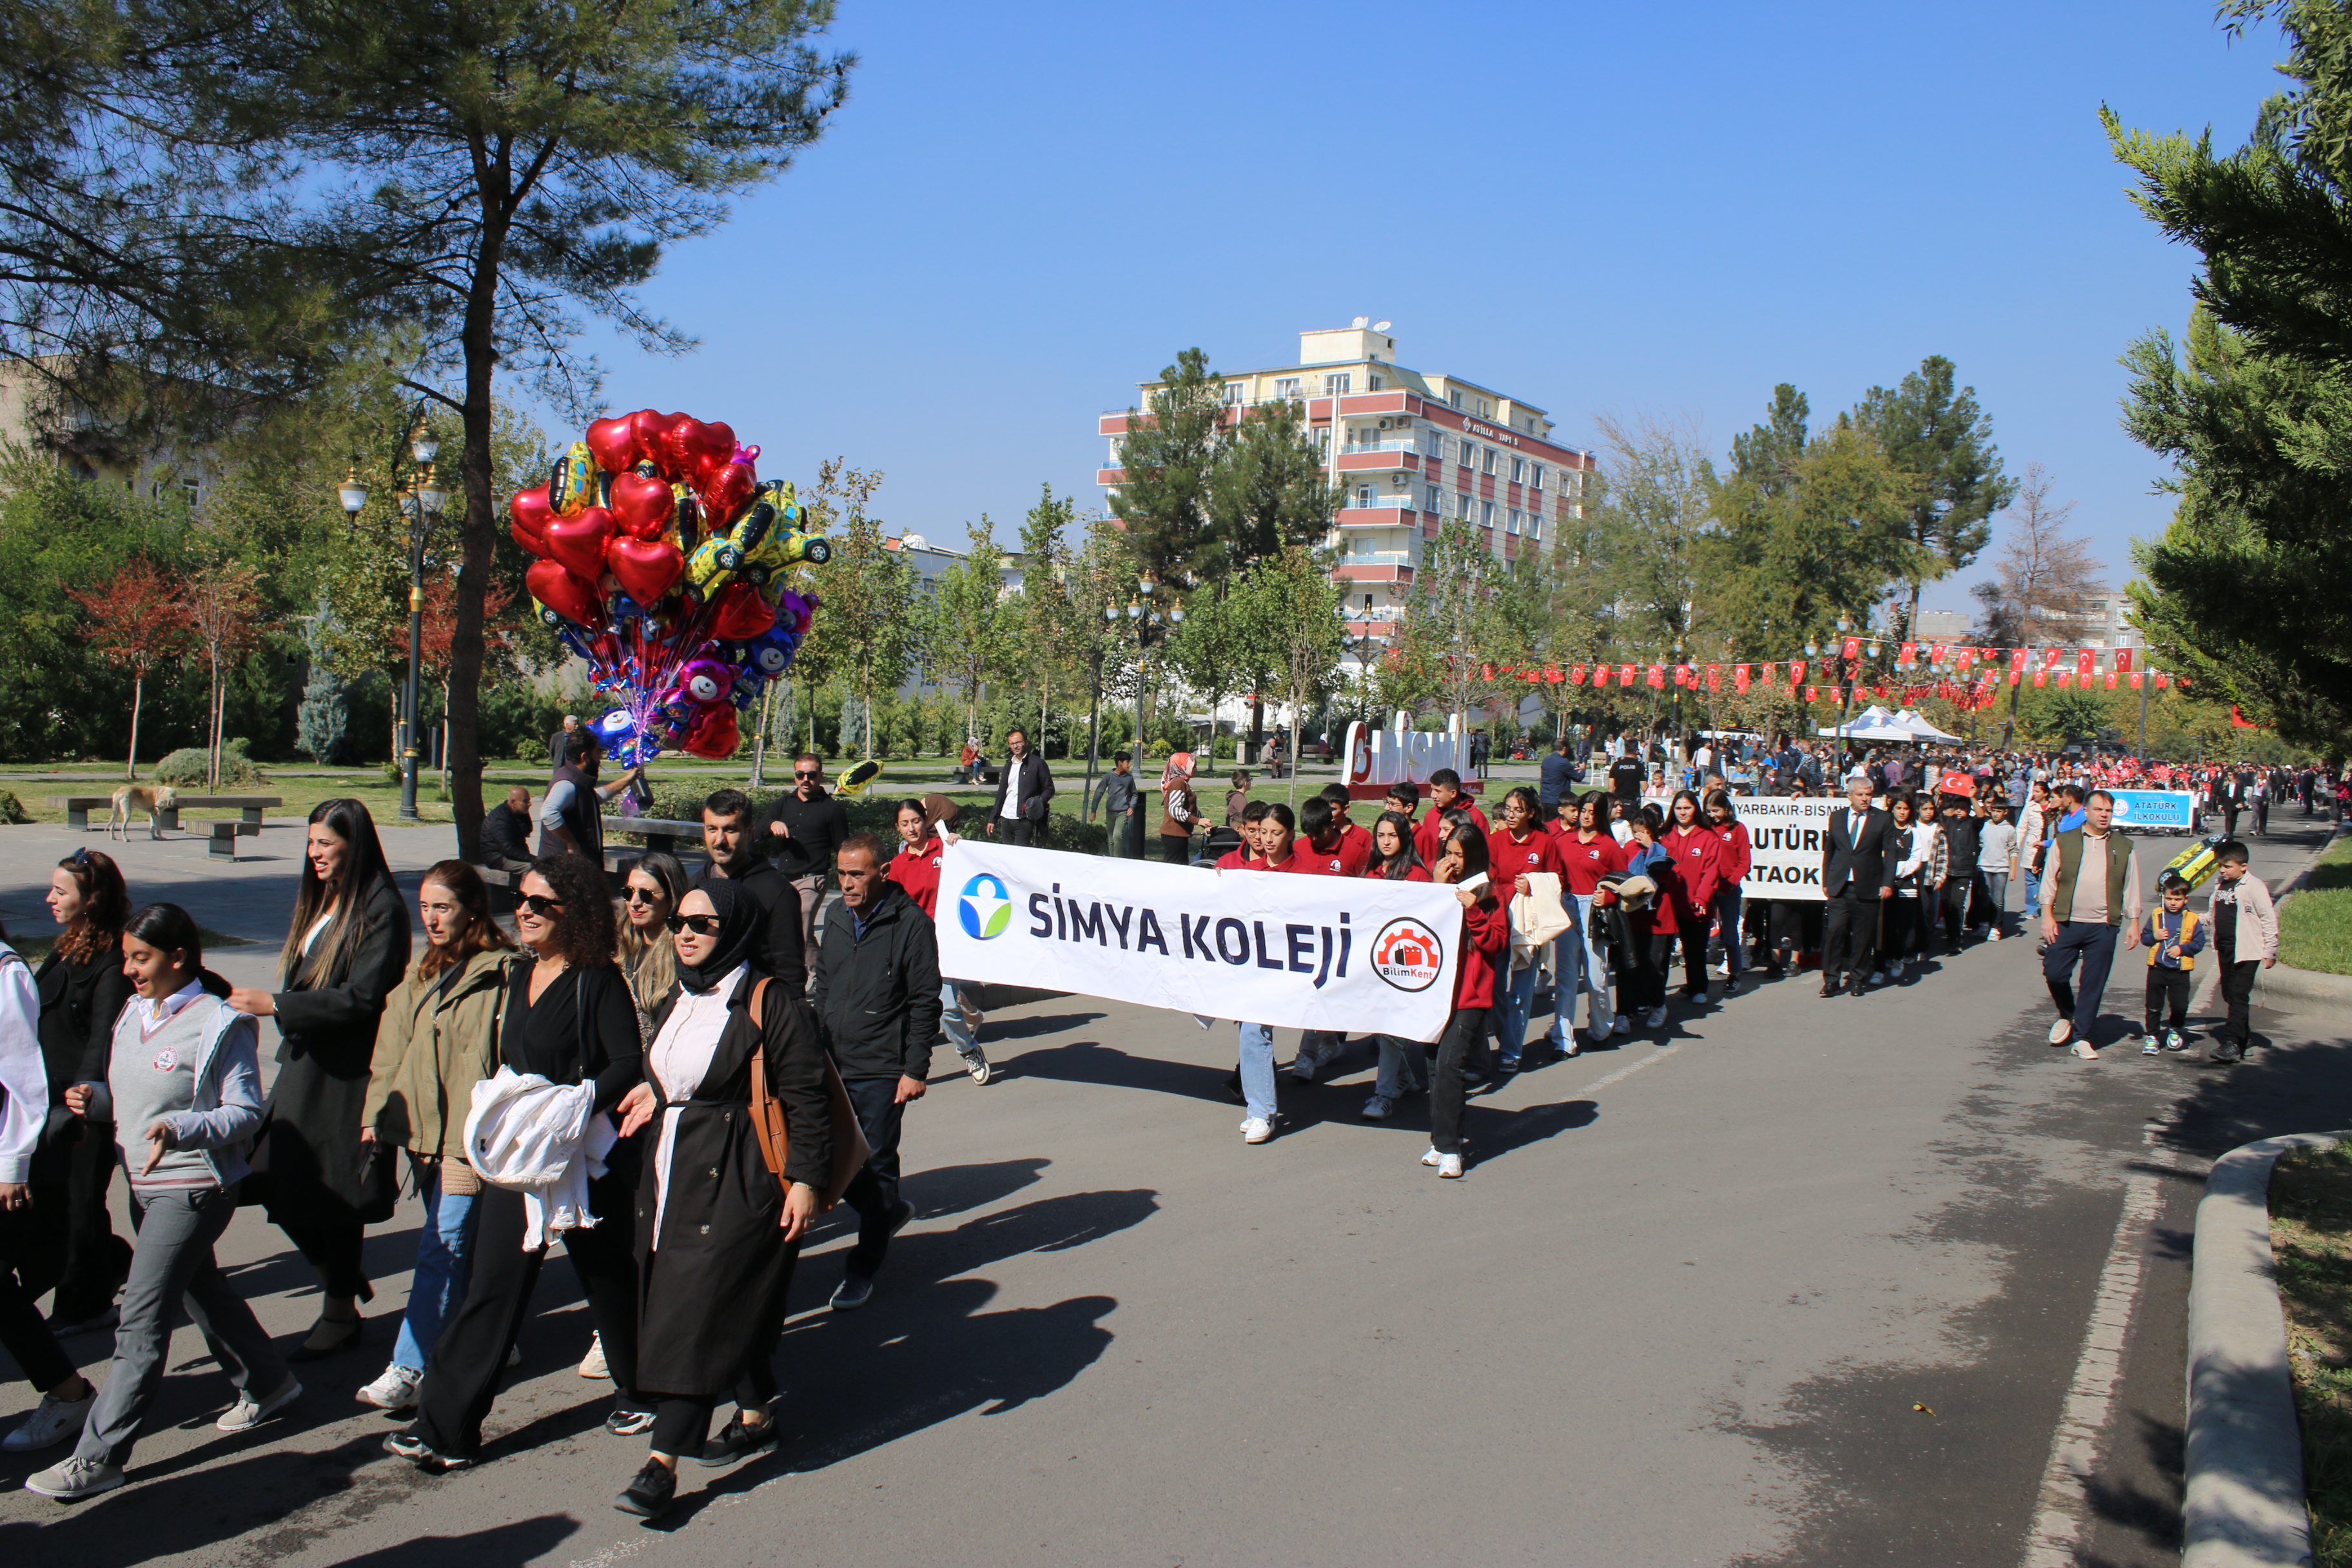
[[217, 1375, 301, 1432], [356, 1364, 420, 1413], [23, 1455, 123, 1500], [1240, 1117, 1274, 1144], [2070, 1039, 2099, 1060], [578, 1333, 608, 1380], [2048, 1018, 2073, 1046], [1436, 1153, 1464, 1179], [1644, 1006, 1669, 1028], [1, 1386, 93, 1452], [1420, 1146, 1442, 1168]]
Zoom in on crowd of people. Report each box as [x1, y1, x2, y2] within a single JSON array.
[[0, 725, 2320, 1516]]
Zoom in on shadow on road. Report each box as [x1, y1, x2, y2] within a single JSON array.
[[1011, 1036, 1240, 1104]]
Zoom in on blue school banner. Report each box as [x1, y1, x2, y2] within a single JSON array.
[[2106, 789, 2198, 832]]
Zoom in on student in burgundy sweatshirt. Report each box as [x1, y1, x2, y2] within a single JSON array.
[[1661, 792, 1721, 1003], [1703, 790, 1753, 992], [1421, 827, 1509, 1180]]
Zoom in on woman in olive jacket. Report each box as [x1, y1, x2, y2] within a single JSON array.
[[225, 799, 411, 1360], [609, 878, 831, 1519], [353, 861, 515, 1413]]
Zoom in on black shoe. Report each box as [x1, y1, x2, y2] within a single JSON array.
[[2211, 1043, 2246, 1064], [1222, 1069, 1245, 1104], [888, 1197, 914, 1238], [385, 1430, 472, 1471], [697, 1410, 779, 1467], [1818, 977, 1841, 998], [830, 1274, 875, 1311], [616, 1458, 676, 1518], [1845, 979, 1866, 999]]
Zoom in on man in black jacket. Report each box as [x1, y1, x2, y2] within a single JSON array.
[[1819, 772, 1899, 997], [478, 786, 536, 876], [696, 789, 807, 988], [986, 728, 1054, 846], [811, 834, 942, 1311], [758, 753, 850, 959]]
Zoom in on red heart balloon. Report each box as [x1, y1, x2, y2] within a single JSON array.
[[700, 459, 758, 531], [680, 704, 740, 760], [629, 408, 668, 467], [608, 536, 685, 605], [526, 559, 602, 627], [707, 581, 775, 641], [508, 486, 554, 554], [545, 505, 616, 582], [610, 471, 672, 539], [688, 421, 738, 487], [585, 415, 638, 475], [652, 414, 708, 482]]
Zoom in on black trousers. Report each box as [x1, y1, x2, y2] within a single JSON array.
[[1000, 819, 1037, 847], [411, 1173, 642, 1457], [1160, 833, 1191, 865], [1939, 877, 1970, 946], [1820, 891, 1881, 981], [52, 1126, 130, 1322], [2145, 966, 2193, 1034], [279, 1219, 369, 1302], [1669, 917, 1709, 994], [1617, 927, 1672, 1014], [841, 1077, 908, 1281], [2219, 957, 2261, 1044], [1880, 894, 1918, 965], [1427, 1005, 1490, 1157], [0, 1184, 76, 1392]]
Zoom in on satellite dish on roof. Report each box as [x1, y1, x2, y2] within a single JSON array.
[[1374, 320, 1391, 331], [900, 532, 928, 553]]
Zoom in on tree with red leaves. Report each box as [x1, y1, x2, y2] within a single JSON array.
[[184, 553, 265, 790], [66, 556, 195, 779]]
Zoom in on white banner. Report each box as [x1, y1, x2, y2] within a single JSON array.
[[1729, 796, 1837, 901], [936, 841, 1462, 1042]]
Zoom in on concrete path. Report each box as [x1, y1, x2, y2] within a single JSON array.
[[0, 812, 2333, 1565]]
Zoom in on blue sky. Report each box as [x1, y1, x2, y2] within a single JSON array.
[[573, 1, 2284, 613]]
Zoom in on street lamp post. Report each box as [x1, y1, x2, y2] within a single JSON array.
[[1109, 578, 1182, 770], [394, 424, 444, 821]]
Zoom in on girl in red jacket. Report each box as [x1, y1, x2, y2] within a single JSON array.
[[1484, 787, 1562, 1073], [887, 798, 990, 1084], [1703, 789, 1752, 992], [1663, 791, 1720, 1002], [1423, 825, 1508, 1179]]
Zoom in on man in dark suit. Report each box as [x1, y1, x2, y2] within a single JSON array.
[[986, 727, 1054, 846], [1819, 772, 1899, 997]]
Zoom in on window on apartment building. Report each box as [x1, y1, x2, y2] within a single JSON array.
[[1222, 383, 1245, 406], [1315, 429, 1330, 455], [1531, 464, 1546, 491], [1355, 485, 1373, 509], [1506, 509, 1522, 535], [1275, 377, 1301, 400], [1457, 491, 1475, 519], [1482, 448, 1498, 475], [1481, 499, 1497, 527], [1528, 514, 1543, 542], [1449, 389, 1463, 409], [1367, 373, 1384, 391], [1511, 456, 1526, 484], [1324, 373, 1351, 397], [1424, 485, 1441, 512], [1478, 399, 1492, 418]]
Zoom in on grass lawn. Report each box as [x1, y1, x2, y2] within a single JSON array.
[[2271, 1141, 2352, 1567], [2280, 834, 2352, 977], [6, 925, 251, 964]]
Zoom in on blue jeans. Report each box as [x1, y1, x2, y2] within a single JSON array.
[[941, 979, 980, 1058], [1373, 1037, 1424, 1099], [391, 1162, 480, 1374], [1492, 961, 1540, 1066], [1237, 1023, 1278, 1123], [1710, 887, 1743, 977], [1546, 894, 1611, 1042]]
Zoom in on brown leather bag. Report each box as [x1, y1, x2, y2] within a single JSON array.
[[747, 978, 870, 1211]]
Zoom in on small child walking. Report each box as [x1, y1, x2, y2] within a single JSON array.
[[2137, 872, 2206, 1055]]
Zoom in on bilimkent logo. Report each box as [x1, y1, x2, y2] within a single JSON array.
[[1370, 916, 1444, 992], [958, 873, 1013, 941]]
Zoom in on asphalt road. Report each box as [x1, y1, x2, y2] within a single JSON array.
[[0, 809, 2337, 1567]]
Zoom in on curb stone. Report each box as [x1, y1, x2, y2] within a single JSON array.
[[2184, 1131, 2343, 1568]]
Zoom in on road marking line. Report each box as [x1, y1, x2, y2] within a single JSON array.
[[2019, 1153, 2171, 1567], [1571, 1042, 1683, 1097]]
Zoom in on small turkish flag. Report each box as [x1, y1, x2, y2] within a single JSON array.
[[1705, 663, 1721, 691], [2130, 672, 2142, 690], [2077, 648, 2095, 678], [2115, 648, 2133, 673], [1841, 636, 1861, 661], [1790, 660, 1806, 685], [1805, 685, 1818, 701], [1900, 642, 1917, 664], [1734, 663, 1750, 692]]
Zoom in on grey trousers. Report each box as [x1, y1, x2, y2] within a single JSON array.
[[75, 1185, 288, 1467]]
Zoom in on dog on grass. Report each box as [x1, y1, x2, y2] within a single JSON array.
[[106, 784, 177, 840]]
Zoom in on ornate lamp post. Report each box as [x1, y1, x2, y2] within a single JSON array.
[[1109, 578, 1182, 764], [392, 424, 444, 821]]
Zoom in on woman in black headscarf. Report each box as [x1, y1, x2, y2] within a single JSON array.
[[609, 879, 833, 1519]]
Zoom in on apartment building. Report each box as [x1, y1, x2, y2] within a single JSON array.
[[1096, 322, 1596, 652]]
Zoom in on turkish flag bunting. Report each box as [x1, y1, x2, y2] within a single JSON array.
[[1956, 649, 1974, 671], [2010, 649, 2028, 673], [1675, 663, 1693, 687], [1979, 648, 1996, 662], [2058, 671, 2073, 688], [2045, 647, 2063, 668], [1705, 663, 1720, 691], [1930, 643, 1948, 662], [1646, 665, 1665, 689], [1735, 663, 1750, 692], [1873, 685, 1886, 699], [1761, 662, 1777, 684], [2077, 649, 2095, 678], [1618, 664, 1636, 686], [2034, 670, 2048, 688], [2130, 671, 2143, 690], [1790, 659, 1806, 685], [2008, 669, 2020, 685], [2115, 648, 2133, 673], [1841, 636, 1861, 661], [2155, 671, 2170, 689], [1900, 642, 1917, 664], [1805, 685, 1818, 701]]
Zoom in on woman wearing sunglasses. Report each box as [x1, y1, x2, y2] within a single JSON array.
[[607, 879, 833, 1518], [616, 853, 690, 1034], [389, 853, 651, 1471], [349, 861, 516, 1415], [224, 798, 409, 1362]]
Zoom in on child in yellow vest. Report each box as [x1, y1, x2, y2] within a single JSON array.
[[2138, 872, 2206, 1055]]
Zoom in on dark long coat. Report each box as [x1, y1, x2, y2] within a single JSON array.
[[633, 970, 831, 1399], [260, 877, 411, 1228]]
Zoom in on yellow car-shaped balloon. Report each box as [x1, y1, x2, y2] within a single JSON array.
[[684, 480, 831, 594]]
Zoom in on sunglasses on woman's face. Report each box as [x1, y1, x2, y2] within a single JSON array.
[[665, 913, 725, 936], [624, 887, 662, 905], [517, 894, 565, 918]]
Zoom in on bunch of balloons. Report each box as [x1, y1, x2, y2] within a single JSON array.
[[510, 409, 832, 764]]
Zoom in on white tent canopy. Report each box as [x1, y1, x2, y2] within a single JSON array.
[[1814, 705, 1914, 743], [1892, 709, 1963, 743]]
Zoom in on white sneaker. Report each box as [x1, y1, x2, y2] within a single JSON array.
[[1644, 1006, 1669, 1028], [216, 1375, 301, 1432], [1435, 1153, 1464, 1179], [2047, 1018, 2073, 1046], [1420, 1146, 1442, 1168], [23, 1455, 124, 1500], [356, 1364, 420, 1413], [1240, 1117, 1274, 1144], [2070, 1040, 2099, 1060], [1, 1385, 93, 1452], [1360, 1093, 1395, 1121], [578, 1333, 608, 1380], [1985, 930, 2003, 943]]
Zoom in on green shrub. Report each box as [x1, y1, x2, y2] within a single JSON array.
[[0, 789, 28, 825], [153, 739, 266, 788]]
